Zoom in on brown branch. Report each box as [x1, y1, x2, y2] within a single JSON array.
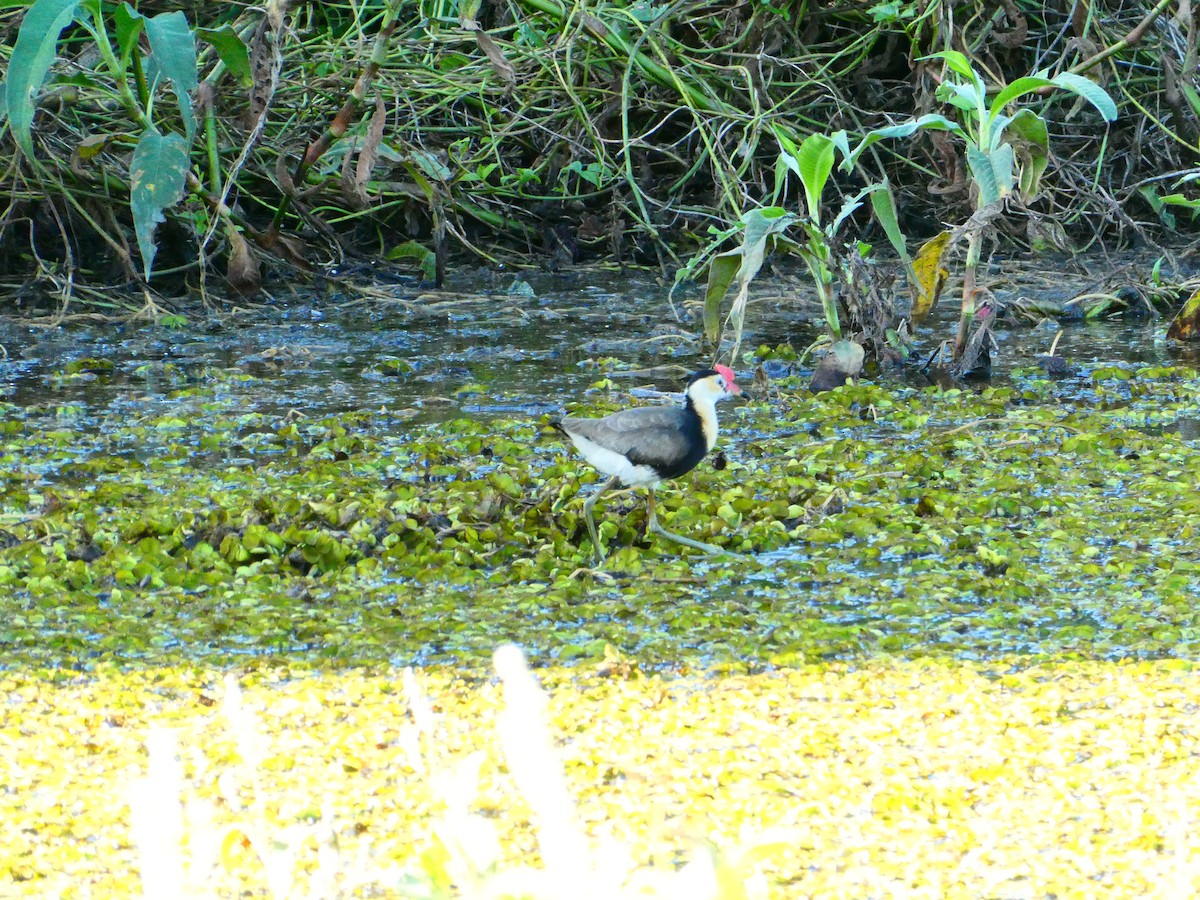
[[1068, 0, 1174, 76]]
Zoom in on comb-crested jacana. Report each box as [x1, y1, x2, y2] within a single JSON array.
[[554, 365, 742, 563]]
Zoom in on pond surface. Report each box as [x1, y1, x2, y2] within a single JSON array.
[[1, 255, 1199, 672], [0, 255, 1191, 433]]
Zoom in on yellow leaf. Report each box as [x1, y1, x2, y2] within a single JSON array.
[[1167, 285, 1200, 341], [911, 231, 951, 323]]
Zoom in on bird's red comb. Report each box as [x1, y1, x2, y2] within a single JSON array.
[[714, 364, 741, 393]]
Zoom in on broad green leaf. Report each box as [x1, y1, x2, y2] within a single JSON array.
[[703, 252, 740, 345], [196, 25, 251, 84], [923, 50, 985, 94], [6, 0, 83, 158], [1050, 72, 1118, 121], [1003, 109, 1049, 198], [771, 123, 799, 157], [115, 3, 145, 71], [842, 114, 963, 169], [966, 145, 1012, 206], [719, 207, 796, 356], [829, 129, 852, 161], [988, 75, 1058, 121], [386, 241, 438, 282], [1160, 193, 1200, 215], [867, 180, 911, 267], [937, 80, 985, 117], [910, 231, 951, 323], [145, 11, 198, 139], [1136, 186, 1175, 228], [794, 134, 835, 223], [1167, 286, 1200, 341], [130, 128, 191, 280]]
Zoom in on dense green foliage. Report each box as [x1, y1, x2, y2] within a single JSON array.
[[0, 0, 1195, 304], [2, 362, 1199, 670]]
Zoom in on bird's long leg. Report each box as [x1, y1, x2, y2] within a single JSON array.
[[646, 491, 745, 559], [583, 475, 621, 564]]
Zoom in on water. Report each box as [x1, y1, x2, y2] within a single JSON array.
[[0, 260, 1189, 435]]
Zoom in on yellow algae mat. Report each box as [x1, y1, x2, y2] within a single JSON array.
[[3, 656, 1199, 898]]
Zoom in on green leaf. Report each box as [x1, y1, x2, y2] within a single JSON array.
[[115, 3, 145, 71], [867, 180, 911, 266], [703, 252, 740, 345], [386, 241, 438, 281], [1050, 72, 1118, 121], [5, 0, 83, 158], [1003, 109, 1049, 198], [938, 80, 985, 116], [842, 114, 963, 169], [145, 11, 198, 139], [966, 145, 1013, 206], [794, 134, 835, 223], [923, 50, 985, 95], [988, 75, 1058, 120], [706, 207, 795, 354], [830, 129, 852, 161], [1159, 193, 1200, 215], [830, 183, 877, 235], [196, 25, 251, 84], [130, 128, 191, 280]]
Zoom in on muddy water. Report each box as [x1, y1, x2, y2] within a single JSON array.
[[0, 261, 1188, 436]]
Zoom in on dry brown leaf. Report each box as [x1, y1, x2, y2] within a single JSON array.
[[226, 227, 261, 297], [1167, 285, 1200, 341]]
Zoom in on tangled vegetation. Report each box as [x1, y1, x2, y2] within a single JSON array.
[[0, 0, 1197, 311]]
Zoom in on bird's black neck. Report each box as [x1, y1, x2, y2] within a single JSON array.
[[685, 391, 718, 452]]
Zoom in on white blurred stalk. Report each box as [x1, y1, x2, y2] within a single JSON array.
[[129, 727, 186, 899], [493, 643, 594, 897]]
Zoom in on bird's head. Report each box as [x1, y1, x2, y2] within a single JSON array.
[[686, 365, 742, 404]]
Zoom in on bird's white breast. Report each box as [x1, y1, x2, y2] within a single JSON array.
[[566, 433, 662, 487]]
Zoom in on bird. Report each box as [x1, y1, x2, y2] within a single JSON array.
[[553, 365, 743, 564]]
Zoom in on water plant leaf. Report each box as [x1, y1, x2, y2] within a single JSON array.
[[1002, 109, 1049, 198], [794, 133, 835, 224], [703, 252, 740, 345], [966, 145, 1012, 205], [842, 114, 962, 169], [1167, 286, 1200, 341], [386, 240, 438, 281], [197, 24, 252, 85], [989, 72, 1117, 124], [130, 128, 191, 280], [144, 11, 198, 140], [1045, 71, 1118, 121], [722, 207, 796, 358], [115, 3, 145, 71], [867, 179, 910, 265], [925, 49, 984, 90], [5, 0, 82, 158], [910, 230, 951, 322]]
